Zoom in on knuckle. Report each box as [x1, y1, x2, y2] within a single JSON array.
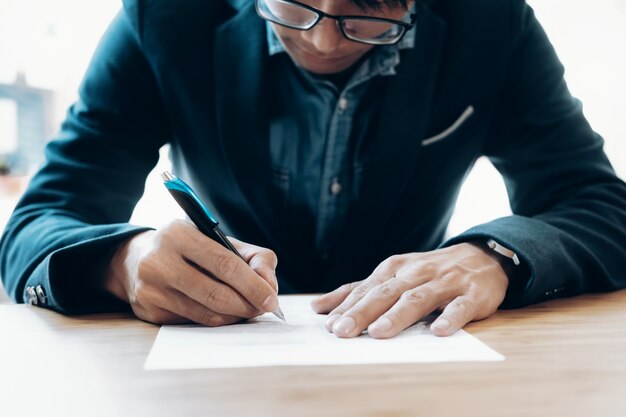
[[132, 283, 153, 305], [209, 315, 243, 327], [213, 252, 242, 278], [169, 219, 189, 231], [467, 283, 488, 301], [159, 221, 181, 241], [438, 271, 458, 285], [261, 248, 278, 266], [351, 285, 370, 299], [201, 286, 227, 309], [372, 282, 400, 298], [416, 261, 438, 278], [198, 309, 217, 327], [160, 220, 190, 247], [140, 308, 169, 324], [380, 255, 403, 272], [401, 288, 429, 305], [339, 282, 358, 294], [136, 251, 159, 278]]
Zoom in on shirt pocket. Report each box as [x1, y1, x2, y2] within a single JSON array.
[[421, 105, 475, 147]]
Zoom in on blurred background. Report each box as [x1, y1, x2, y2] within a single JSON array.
[[1, 0, 625, 302]]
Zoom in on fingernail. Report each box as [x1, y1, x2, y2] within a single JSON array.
[[325, 314, 341, 332], [332, 316, 356, 336], [262, 296, 278, 312], [369, 317, 393, 333], [432, 318, 450, 331]]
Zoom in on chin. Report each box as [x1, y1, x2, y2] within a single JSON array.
[[299, 61, 355, 74], [290, 52, 361, 74]]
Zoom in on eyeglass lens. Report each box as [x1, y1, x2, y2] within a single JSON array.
[[257, 0, 407, 44]]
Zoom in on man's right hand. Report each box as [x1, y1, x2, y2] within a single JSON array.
[[102, 219, 280, 327]]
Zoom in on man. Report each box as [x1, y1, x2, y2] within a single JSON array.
[[1, 0, 625, 339]]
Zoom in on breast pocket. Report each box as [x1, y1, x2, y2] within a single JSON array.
[[421, 106, 475, 147]]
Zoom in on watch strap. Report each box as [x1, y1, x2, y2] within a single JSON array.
[[486, 239, 520, 266]]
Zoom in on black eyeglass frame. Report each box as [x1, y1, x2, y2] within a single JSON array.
[[255, 0, 418, 46]]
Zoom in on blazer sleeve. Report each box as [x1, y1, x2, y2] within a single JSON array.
[[442, 1, 626, 308], [0, 9, 171, 313]]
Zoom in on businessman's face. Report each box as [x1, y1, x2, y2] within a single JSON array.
[[270, 0, 413, 74]]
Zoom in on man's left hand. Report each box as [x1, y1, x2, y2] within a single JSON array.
[[311, 243, 510, 338]]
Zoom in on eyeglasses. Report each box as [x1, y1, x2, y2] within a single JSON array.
[[255, 0, 417, 46]]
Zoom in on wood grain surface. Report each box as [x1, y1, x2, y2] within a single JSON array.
[[0, 291, 625, 417]]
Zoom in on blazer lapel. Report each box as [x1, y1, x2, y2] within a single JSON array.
[[327, 8, 447, 286], [213, 2, 276, 236]]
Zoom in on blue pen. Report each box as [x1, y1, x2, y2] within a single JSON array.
[[161, 171, 285, 321]]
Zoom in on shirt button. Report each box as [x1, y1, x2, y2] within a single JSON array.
[[338, 97, 349, 111], [330, 179, 342, 195]]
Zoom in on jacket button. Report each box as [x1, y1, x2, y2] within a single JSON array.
[[35, 286, 47, 305]]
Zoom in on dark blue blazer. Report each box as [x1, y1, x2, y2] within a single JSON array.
[[1, 0, 625, 313]]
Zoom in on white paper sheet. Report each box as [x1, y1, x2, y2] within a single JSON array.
[[144, 295, 504, 370]]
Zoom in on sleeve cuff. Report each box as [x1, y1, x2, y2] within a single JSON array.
[[22, 224, 153, 314], [439, 215, 569, 308]]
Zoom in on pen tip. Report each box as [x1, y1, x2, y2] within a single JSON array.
[[274, 307, 286, 321]]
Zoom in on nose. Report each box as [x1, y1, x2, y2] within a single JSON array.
[[301, 18, 343, 54]]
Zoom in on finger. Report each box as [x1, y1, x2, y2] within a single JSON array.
[[132, 303, 186, 325], [312, 255, 408, 317], [332, 267, 446, 338], [322, 276, 390, 332], [156, 287, 244, 327], [367, 282, 460, 339], [430, 295, 479, 337], [326, 273, 390, 316], [180, 230, 279, 313], [310, 281, 361, 314], [329, 279, 415, 338], [169, 260, 263, 318], [240, 244, 279, 293], [325, 255, 414, 322]]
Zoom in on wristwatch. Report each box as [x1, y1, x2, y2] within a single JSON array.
[[486, 239, 520, 266]]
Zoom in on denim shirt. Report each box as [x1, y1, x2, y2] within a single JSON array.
[[266, 23, 416, 260]]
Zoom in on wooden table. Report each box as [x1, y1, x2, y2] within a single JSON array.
[[1, 291, 625, 417]]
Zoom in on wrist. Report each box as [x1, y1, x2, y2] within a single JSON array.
[[467, 241, 516, 280], [102, 240, 131, 303], [102, 231, 152, 303]]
